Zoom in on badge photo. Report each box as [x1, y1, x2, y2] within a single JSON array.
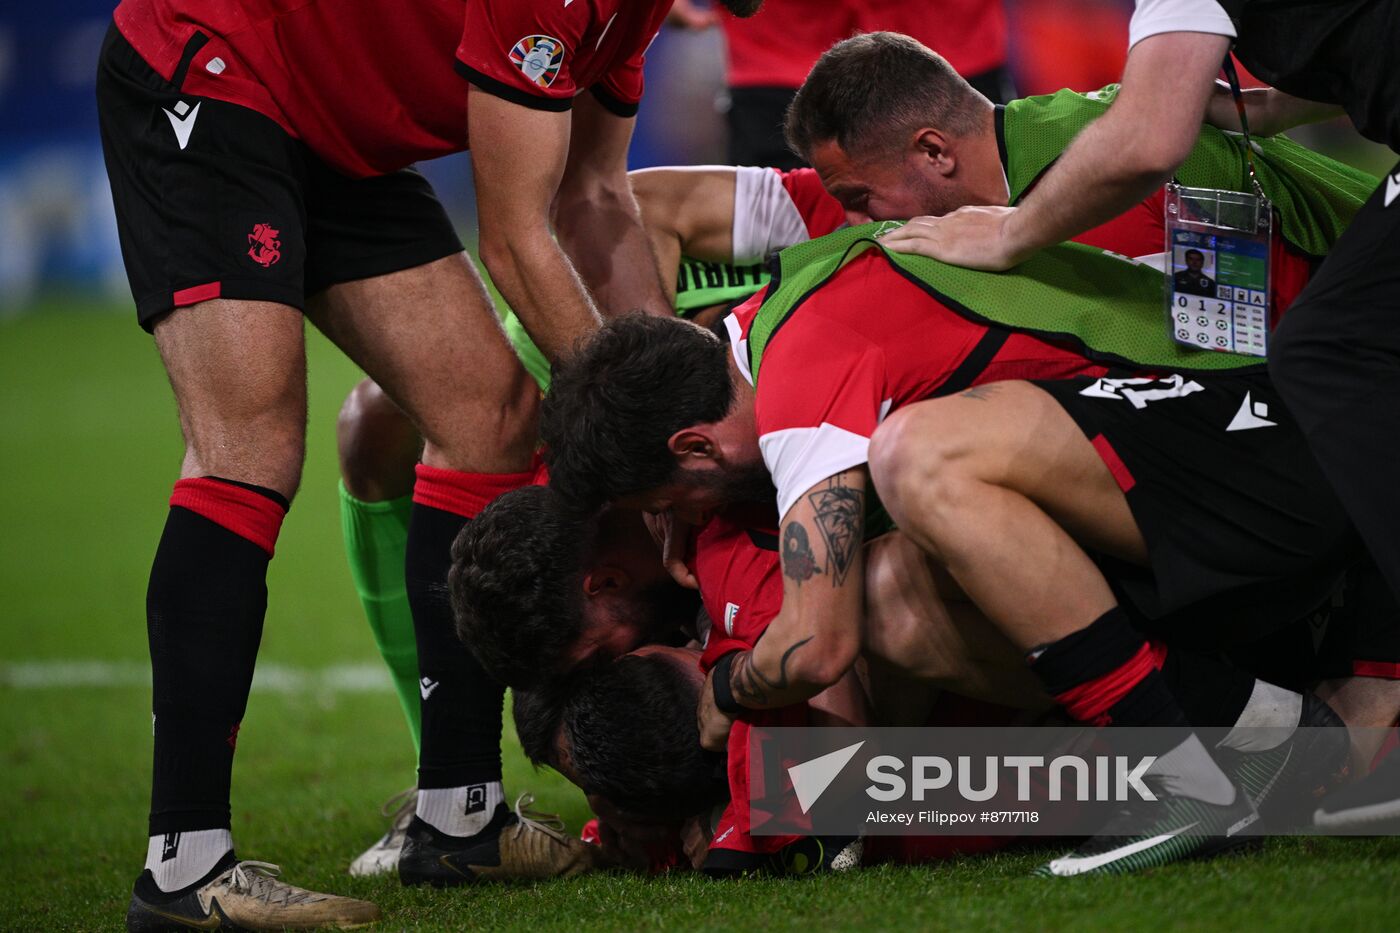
[[510, 35, 565, 89]]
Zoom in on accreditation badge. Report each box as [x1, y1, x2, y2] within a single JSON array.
[[1164, 183, 1272, 358]]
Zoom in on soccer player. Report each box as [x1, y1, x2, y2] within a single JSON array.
[[539, 230, 1356, 876], [98, 1, 765, 927], [784, 32, 1373, 319], [336, 161, 844, 873]]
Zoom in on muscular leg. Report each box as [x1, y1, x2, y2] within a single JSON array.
[[868, 381, 1143, 652], [336, 380, 422, 753], [144, 300, 305, 889], [869, 382, 1270, 835], [308, 253, 539, 855], [861, 531, 1047, 715]]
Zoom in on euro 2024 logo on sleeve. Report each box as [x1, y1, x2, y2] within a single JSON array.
[[511, 35, 565, 89]]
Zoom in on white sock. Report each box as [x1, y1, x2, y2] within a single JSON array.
[[416, 782, 504, 838], [1218, 679, 1303, 752], [145, 829, 233, 892], [1153, 734, 1238, 806]]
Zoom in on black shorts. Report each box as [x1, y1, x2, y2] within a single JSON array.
[[1036, 370, 1360, 643], [96, 24, 463, 332]]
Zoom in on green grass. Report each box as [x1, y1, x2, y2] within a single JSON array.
[[3, 307, 1399, 930]]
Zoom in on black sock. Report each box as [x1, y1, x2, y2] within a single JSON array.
[[1028, 607, 1190, 730], [146, 479, 287, 835], [1159, 648, 1258, 728], [406, 503, 505, 789]]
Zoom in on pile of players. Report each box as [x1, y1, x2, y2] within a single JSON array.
[[99, 0, 1400, 925], [350, 32, 1399, 881]]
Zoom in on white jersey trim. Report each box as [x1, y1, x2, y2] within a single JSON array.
[[724, 312, 755, 387], [732, 166, 811, 265], [761, 423, 872, 520], [1128, 0, 1236, 50]]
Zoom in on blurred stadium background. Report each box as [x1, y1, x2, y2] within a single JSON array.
[[3, 3, 1398, 929]]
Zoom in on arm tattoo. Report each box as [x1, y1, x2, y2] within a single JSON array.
[[806, 477, 865, 586], [958, 384, 1000, 401], [782, 522, 822, 583], [731, 637, 814, 705]]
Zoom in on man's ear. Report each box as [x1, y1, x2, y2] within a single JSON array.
[[914, 128, 955, 176], [583, 566, 630, 597], [667, 428, 716, 463]]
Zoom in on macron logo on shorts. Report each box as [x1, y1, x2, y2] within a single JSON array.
[[163, 100, 201, 150], [1226, 392, 1277, 432], [1385, 171, 1400, 208]]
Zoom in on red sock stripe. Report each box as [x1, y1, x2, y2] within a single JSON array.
[[412, 458, 543, 520], [1054, 640, 1159, 725], [1353, 660, 1400, 680], [169, 478, 287, 557]]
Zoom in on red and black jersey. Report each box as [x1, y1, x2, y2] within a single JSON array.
[[114, 0, 670, 178]]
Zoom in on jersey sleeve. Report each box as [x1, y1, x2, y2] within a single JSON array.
[[779, 168, 848, 238], [589, 29, 652, 118], [695, 517, 784, 670], [755, 320, 888, 520], [456, 0, 590, 111], [731, 167, 812, 264], [1127, 0, 1236, 50]]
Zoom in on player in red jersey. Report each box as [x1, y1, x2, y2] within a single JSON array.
[[99, 1, 768, 928]]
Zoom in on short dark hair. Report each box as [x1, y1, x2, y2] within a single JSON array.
[[512, 683, 568, 769], [561, 653, 728, 819], [785, 32, 987, 161], [541, 313, 734, 510], [1184, 249, 1204, 259], [449, 485, 595, 689]]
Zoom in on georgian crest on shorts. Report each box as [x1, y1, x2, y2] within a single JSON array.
[[246, 223, 282, 268], [511, 35, 565, 88]]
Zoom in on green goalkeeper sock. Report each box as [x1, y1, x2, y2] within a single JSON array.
[[339, 482, 421, 753]]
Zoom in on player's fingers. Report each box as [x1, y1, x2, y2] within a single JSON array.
[[661, 514, 700, 589]]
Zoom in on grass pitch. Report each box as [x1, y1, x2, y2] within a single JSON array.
[[2, 307, 1398, 931]]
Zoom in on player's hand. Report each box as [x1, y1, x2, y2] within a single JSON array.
[[666, 0, 720, 30], [878, 206, 1027, 271], [679, 814, 714, 870], [698, 668, 736, 752], [643, 509, 699, 590]]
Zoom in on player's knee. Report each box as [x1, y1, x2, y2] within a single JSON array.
[[422, 367, 540, 469], [337, 379, 421, 501], [182, 425, 304, 501], [869, 404, 977, 524]]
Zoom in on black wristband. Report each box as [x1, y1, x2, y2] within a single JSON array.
[[711, 650, 747, 716]]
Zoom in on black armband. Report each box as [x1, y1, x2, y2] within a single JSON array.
[[711, 650, 747, 716]]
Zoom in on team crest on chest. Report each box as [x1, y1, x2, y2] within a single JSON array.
[[511, 35, 565, 88]]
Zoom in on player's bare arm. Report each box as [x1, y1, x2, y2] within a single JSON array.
[[698, 468, 868, 750], [554, 93, 671, 321], [630, 167, 739, 303], [470, 87, 603, 362], [880, 31, 1231, 270], [1204, 84, 1345, 137]]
